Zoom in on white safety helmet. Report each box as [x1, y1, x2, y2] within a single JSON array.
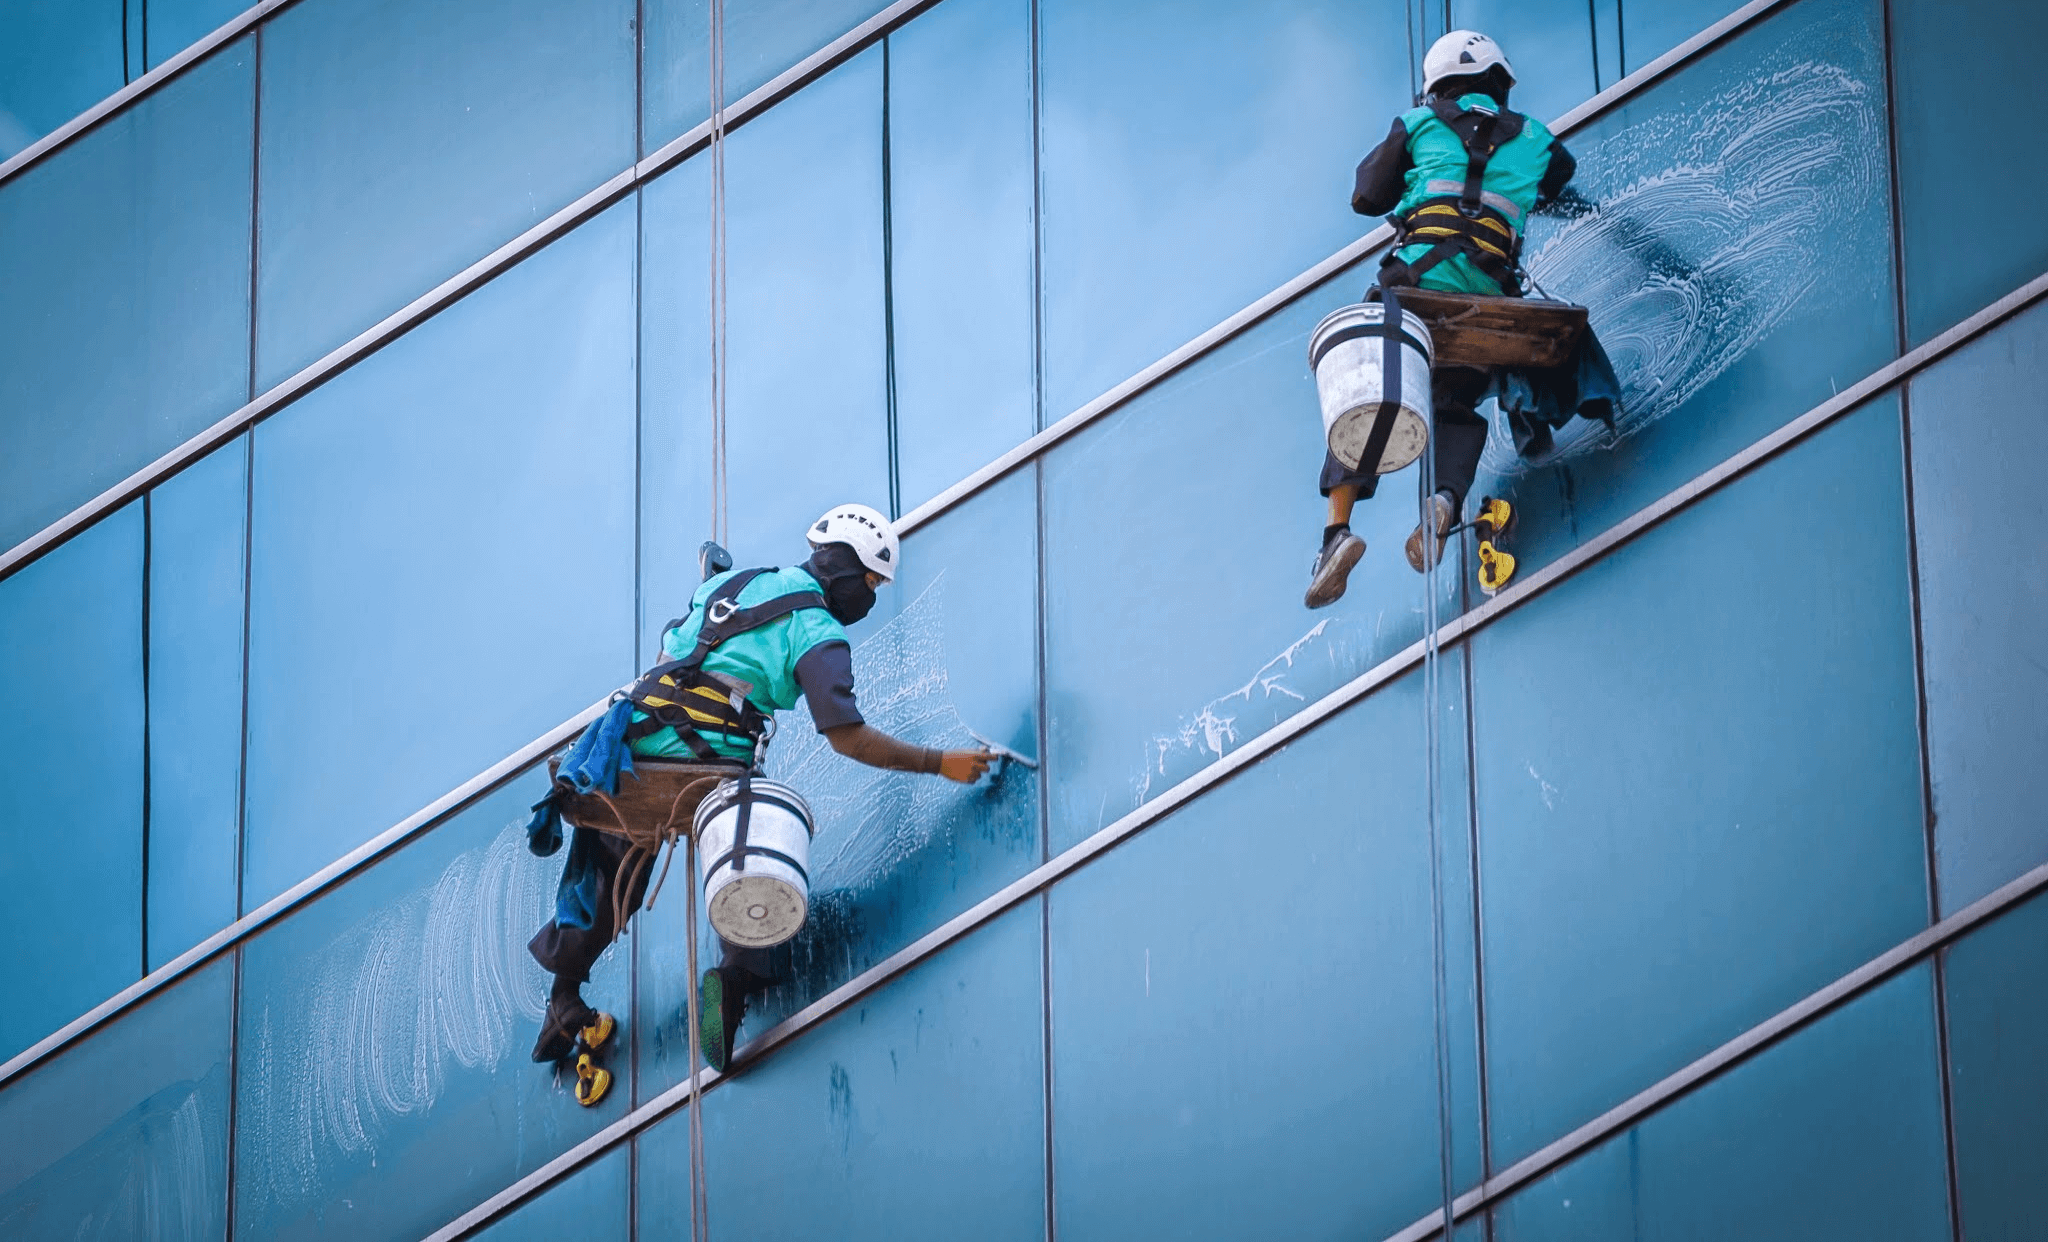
[[1422, 30, 1515, 96], [806, 502, 901, 582]]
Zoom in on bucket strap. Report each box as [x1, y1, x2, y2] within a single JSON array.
[[730, 775, 752, 872], [1355, 285, 1408, 475]]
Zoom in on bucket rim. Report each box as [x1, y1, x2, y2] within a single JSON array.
[[1307, 301, 1435, 365]]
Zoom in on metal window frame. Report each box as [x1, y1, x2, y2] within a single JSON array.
[[423, 266, 2048, 1238], [0, 0, 1788, 584]]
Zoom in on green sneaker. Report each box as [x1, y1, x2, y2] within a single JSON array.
[[697, 968, 747, 1074]]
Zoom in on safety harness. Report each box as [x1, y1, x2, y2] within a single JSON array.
[[621, 568, 827, 763], [1381, 97, 1529, 295]]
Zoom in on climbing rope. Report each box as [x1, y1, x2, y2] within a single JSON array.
[[1414, 289, 1460, 1242], [690, 0, 731, 1228]]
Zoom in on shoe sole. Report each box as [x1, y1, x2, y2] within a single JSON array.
[[1305, 536, 1366, 609], [1405, 511, 1455, 573], [698, 971, 728, 1074]]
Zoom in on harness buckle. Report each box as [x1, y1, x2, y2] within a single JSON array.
[[707, 598, 741, 625]]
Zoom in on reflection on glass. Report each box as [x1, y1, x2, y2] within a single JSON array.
[[1474, 0, 1896, 572], [638, 475, 1042, 1094], [0, 39, 252, 551], [888, 0, 1037, 509], [1493, 967, 1949, 1241], [1944, 892, 2048, 1241], [1472, 400, 1925, 1168], [475, 1146, 629, 1241], [255, 0, 635, 388], [1053, 669, 1482, 1238], [143, 0, 253, 70], [642, 0, 891, 151], [147, 440, 247, 967], [234, 775, 623, 1240], [0, 507, 144, 1062], [1907, 301, 2048, 913], [0, 961, 233, 1240], [1037, 0, 1412, 422], [1042, 257, 1459, 852], [1621, 0, 1745, 76], [696, 904, 1044, 1240], [0, 3, 122, 159], [1449, 0, 1598, 125], [242, 204, 637, 909]]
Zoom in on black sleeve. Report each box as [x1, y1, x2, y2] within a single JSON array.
[[794, 640, 864, 730], [1352, 117, 1413, 216], [1535, 137, 1576, 207]]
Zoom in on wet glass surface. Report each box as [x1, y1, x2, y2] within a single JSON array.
[[1036, 0, 1413, 423], [1891, 0, 2048, 343], [642, 0, 892, 153], [147, 439, 248, 969], [1472, 0, 1898, 577], [0, 1, 122, 159], [1041, 257, 1460, 853], [1944, 891, 2048, 1242], [0, 507, 144, 1062], [1492, 966, 1951, 1242], [1052, 667, 1484, 1240], [683, 902, 1045, 1241], [637, 473, 1043, 1094], [0, 959, 233, 1241], [1907, 300, 2048, 914], [255, 0, 634, 388], [242, 205, 637, 910], [233, 773, 623, 1241], [1471, 397, 1926, 1167], [0, 37, 252, 552], [887, 0, 1038, 510]]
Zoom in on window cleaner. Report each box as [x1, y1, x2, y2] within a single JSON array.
[[525, 503, 994, 1098], [1307, 30, 1620, 607]]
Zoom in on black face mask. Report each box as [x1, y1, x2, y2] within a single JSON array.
[[807, 543, 877, 625]]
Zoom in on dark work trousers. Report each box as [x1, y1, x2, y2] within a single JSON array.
[[528, 829, 788, 998], [1319, 364, 1495, 511]]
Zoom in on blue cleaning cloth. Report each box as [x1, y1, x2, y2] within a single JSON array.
[[552, 827, 604, 930], [558, 698, 638, 796], [1496, 323, 1624, 458], [526, 793, 564, 857]]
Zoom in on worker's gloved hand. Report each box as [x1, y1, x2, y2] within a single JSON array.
[[937, 749, 993, 784]]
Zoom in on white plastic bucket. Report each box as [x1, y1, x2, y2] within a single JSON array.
[[693, 778, 816, 948], [1309, 303, 1434, 474]]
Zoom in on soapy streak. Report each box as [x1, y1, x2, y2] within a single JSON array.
[[1137, 620, 1330, 802], [243, 820, 552, 1207], [1482, 55, 1886, 472]]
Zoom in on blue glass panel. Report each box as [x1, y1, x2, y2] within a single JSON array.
[[148, 441, 247, 970], [887, 0, 1037, 509], [1893, 0, 2048, 343], [1476, 0, 1896, 575], [0, 39, 252, 552], [255, 0, 634, 388], [1448, 0, 1598, 126], [646, 902, 1044, 1240], [0, 508, 143, 1060], [0, 0, 122, 158], [233, 772, 625, 1240], [242, 205, 636, 908], [1472, 397, 1926, 1167], [1619, 0, 1745, 75], [638, 472, 1042, 1093], [1908, 301, 2048, 912], [1041, 256, 1462, 852], [475, 1148, 629, 1242], [642, 0, 890, 152], [0, 958, 232, 1240], [1052, 665, 1483, 1239], [1493, 965, 1951, 1242], [143, 0, 250, 70], [1945, 891, 2048, 1240], [1037, 0, 1411, 422], [638, 48, 887, 616]]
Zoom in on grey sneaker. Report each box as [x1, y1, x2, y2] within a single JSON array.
[[1305, 526, 1367, 609], [1405, 491, 1458, 573]]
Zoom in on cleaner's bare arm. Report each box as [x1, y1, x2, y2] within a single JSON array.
[[823, 723, 992, 784]]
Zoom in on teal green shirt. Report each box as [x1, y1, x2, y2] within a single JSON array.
[[630, 566, 851, 760], [1391, 94, 1560, 295]]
